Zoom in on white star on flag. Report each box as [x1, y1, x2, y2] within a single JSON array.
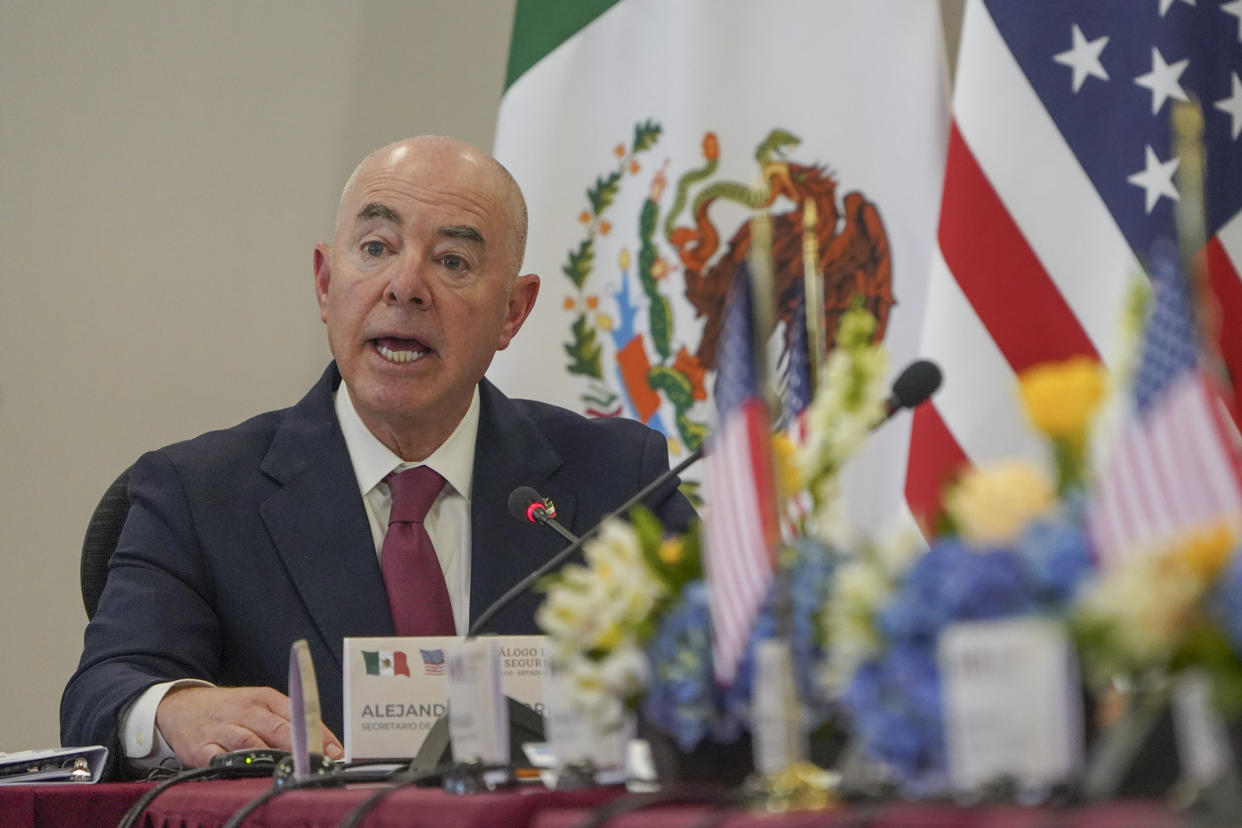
[[1218, 73, 1242, 141], [1225, 0, 1242, 45], [1053, 24, 1109, 93], [1158, 0, 1195, 16], [1134, 47, 1190, 115], [1127, 145, 1180, 213]]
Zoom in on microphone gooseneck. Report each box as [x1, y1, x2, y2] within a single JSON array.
[[471, 449, 703, 638]]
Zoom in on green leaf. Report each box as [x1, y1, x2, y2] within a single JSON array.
[[562, 238, 595, 290], [587, 171, 622, 215], [564, 314, 603, 378], [632, 120, 662, 154]]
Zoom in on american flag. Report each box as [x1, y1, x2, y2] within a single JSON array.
[[704, 263, 780, 686], [905, 0, 1242, 531], [1089, 241, 1242, 561], [419, 648, 446, 676], [780, 292, 815, 543]]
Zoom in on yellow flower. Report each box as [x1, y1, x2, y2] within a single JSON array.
[[1170, 522, 1237, 583], [1018, 357, 1106, 444], [771, 432, 802, 498], [657, 537, 683, 567], [945, 460, 1056, 547]]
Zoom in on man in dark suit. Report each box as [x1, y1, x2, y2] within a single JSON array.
[[61, 136, 694, 774]]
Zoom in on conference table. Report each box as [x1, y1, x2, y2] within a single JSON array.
[[0, 777, 1187, 828]]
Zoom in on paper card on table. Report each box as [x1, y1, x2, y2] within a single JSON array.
[[446, 638, 508, 763], [542, 659, 630, 781], [938, 616, 1083, 794], [1171, 669, 1235, 785], [342, 635, 547, 762]]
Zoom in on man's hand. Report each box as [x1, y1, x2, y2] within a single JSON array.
[[155, 685, 344, 768]]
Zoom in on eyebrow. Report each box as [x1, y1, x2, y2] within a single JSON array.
[[440, 225, 484, 245], [353, 204, 483, 245], [356, 202, 400, 224]]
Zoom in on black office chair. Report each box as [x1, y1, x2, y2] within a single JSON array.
[[80, 466, 131, 619]]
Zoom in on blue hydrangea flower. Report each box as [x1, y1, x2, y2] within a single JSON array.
[[879, 540, 1032, 646], [1211, 552, 1242, 656], [1017, 513, 1093, 606], [842, 643, 946, 790], [642, 581, 735, 751], [723, 538, 836, 727]]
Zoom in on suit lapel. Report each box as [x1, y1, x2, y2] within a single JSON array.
[[469, 380, 577, 632], [259, 365, 393, 671]]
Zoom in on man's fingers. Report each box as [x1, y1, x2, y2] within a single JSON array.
[[321, 725, 344, 760], [157, 685, 298, 768]]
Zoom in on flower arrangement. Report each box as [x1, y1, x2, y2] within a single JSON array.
[[536, 305, 889, 756], [535, 291, 1242, 799], [819, 358, 1103, 793]]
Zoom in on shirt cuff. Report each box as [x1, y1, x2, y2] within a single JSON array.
[[120, 679, 213, 767]]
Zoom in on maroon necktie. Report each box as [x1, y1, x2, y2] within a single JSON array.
[[381, 466, 455, 636]]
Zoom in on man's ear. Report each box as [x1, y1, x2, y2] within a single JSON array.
[[496, 273, 540, 351], [313, 243, 332, 322]]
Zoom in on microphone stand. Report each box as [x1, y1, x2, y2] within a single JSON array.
[[467, 446, 703, 638]]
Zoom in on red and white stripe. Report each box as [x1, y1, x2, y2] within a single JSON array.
[[1090, 373, 1242, 564], [704, 399, 779, 685], [904, 1, 1242, 531]]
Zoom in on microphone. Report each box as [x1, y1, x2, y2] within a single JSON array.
[[469, 452, 701, 638], [507, 486, 579, 545], [881, 359, 942, 420]]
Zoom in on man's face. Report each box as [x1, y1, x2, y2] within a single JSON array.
[[314, 140, 538, 455]]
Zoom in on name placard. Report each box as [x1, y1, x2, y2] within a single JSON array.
[[938, 617, 1083, 795], [342, 635, 547, 761]]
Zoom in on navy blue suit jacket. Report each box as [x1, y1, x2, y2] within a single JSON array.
[[61, 364, 694, 774]]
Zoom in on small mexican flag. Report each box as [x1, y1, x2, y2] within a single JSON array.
[[362, 649, 410, 677]]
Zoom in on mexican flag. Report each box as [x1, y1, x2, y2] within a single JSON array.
[[489, 0, 950, 531], [362, 649, 410, 677]]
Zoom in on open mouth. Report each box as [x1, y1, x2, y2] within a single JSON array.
[[373, 337, 432, 364]]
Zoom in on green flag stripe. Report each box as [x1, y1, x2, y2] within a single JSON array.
[[504, 0, 622, 91], [362, 650, 379, 675]]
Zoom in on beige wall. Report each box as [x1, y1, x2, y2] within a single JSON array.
[[0, 0, 963, 751]]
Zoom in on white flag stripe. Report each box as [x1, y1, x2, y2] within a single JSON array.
[[920, 248, 1045, 467], [955, 2, 1138, 365], [1185, 378, 1242, 516], [704, 411, 770, 683], [1155, 393, 1202, 522]]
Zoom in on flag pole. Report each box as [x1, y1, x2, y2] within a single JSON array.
[[802, 199, 825, 395], [747, 210, 781, 555], [746, 209, 813, 783], [1171, 98, 1232, 401]]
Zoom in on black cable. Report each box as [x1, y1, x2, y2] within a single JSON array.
[[219, 770, 349, 828], [336, 761, 515, 828], [116, 765, 243, 828]]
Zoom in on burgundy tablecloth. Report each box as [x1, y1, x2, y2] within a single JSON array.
[[0, 781, 148, 828], [530, 799, 1185, 828], [140, 778, 619, 828]]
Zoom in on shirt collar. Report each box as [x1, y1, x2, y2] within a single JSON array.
[[334, 382, 479, 502]]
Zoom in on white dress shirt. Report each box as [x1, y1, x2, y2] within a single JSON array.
[[121, 381, 479, 765]]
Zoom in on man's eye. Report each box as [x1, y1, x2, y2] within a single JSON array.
[[363, 241, 386, 257], [441, 254, 465, 271]]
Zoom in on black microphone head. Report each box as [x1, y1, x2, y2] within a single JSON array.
[[507, 486, 544, 523], [890, 359, 942, 411]]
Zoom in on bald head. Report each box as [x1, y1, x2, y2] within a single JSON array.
[[334, 136, 528, 276]]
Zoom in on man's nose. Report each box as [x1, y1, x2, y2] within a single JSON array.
[[385, 255, 431, 306]]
